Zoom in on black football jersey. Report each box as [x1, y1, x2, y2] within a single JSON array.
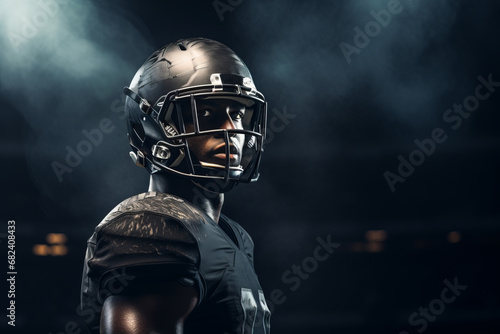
[[80, 192, 271, 334]]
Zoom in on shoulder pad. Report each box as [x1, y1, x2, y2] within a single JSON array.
[[88, 192, 209, 285]]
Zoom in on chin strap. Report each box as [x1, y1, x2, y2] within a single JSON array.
[[123, 86, 160, 120]]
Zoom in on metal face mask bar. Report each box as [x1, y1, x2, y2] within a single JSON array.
[[168, 94, 264, 182], [123, 77, 267, 185]]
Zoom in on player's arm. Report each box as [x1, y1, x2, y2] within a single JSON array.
[[100, 280, 198, 334]]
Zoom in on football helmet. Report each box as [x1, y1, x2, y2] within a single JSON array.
[[124, 38, 267, 191]]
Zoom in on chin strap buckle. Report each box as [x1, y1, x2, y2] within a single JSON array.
[[139, 98, 151, 115], [124, 86, 152, 115]]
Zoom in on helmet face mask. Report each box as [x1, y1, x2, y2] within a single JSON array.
[[123, 38, 267, 191]]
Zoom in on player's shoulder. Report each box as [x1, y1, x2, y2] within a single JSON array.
[[84, 192, 207, 306], [95, 191, 210, 235]]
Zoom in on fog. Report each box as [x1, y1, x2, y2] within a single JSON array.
[[0, 0, 154, 218]]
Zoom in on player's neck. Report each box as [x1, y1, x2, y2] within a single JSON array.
[[148, 173, 224, 224]]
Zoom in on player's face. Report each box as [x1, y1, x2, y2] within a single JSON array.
[[184, 99, 246, 166]]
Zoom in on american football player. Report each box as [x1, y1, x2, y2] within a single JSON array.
[[80, 37, 271, 334]]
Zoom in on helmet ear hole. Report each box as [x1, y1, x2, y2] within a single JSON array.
[[132, 122, 145, 141]]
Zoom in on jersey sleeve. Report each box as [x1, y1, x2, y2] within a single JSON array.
[[85, 211, 205, 302]]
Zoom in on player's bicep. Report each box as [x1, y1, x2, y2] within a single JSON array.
[[100, 280, 198, 334]]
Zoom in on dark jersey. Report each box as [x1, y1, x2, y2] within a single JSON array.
[[80, 192, 271, 334]]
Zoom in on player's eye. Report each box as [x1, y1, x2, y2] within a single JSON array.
[[197, 109, 213, 118], [230, 110, 245, 121]]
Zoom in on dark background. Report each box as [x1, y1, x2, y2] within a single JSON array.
[[1, 0, 499, 333]]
